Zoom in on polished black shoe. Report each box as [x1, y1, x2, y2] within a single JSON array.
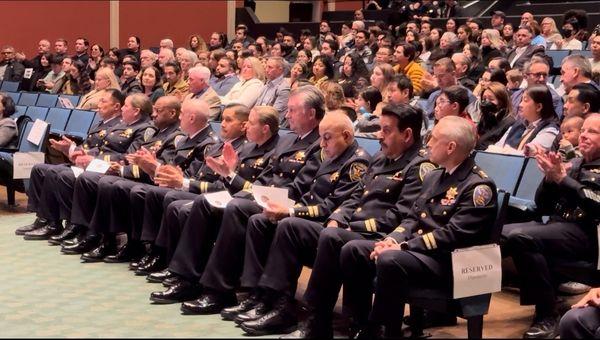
[[523, 315, 559, 338], [147, 269, 175, 283], [163, 275, 181, 287], [134, 254, 166, 276], [48, 224, 83, 246], [104, 242, 143, 263], [129, 252, 151, 271], [149, 280, 202, 304], [23, 224, 63, 240], [180, 292, 238, 315], [234, 301, 271, 324], [61, 234, 84, 247], [280, 313, 333, 338], [61, 234, 100, 255], [15, 218, 47, 235], [81, 241, 116, 263], [221, 295, 259, 321], [240, 297, 297, 336]]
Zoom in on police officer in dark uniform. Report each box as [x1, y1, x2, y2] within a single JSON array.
[[366, 116, 497, 338], [505, 114, 600, 339], [60, 98, 216, 255], [58, 95, 184, 259], [45, 92, 156, 248], [21, 89, 129, 240], [148, 106, 279, 282], [161, 86, 325, 313], [146, 106, 282, 302], [233, 112, 371, 335], [129, 103, 250, 275], [269, 104, 433, 338]]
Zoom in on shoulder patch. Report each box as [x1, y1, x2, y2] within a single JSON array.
[[143, 128, 155, 142], [349, 162, 368, 181], [173, 135, 186, 148], [473, 185, 493, 207], [418, 148, 428, 157], [419, 162, 437, 182]]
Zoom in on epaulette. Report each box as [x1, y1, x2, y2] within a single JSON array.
[[472, 165, 488, 178]]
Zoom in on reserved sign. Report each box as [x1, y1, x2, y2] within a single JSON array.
[[452, 244, 501, 299]]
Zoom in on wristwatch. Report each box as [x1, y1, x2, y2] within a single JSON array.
[[399, 241, 409, 251]]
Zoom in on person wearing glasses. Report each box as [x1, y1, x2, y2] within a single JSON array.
[[511, 56, 563, 118]]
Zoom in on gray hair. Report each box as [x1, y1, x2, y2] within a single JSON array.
[[160, 38, 174, 49], [562, 54, 593, 79], [290, 85, 326, 120], [523, 55, 550, 73], [188, 66, 211, 81], [437, 116, 476, 154]]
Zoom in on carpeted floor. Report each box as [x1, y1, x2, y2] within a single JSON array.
[[0, 211, 584, 338]]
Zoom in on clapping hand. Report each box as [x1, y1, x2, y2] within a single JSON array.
[[50, 135, 75, 156], [154, 165, 184, 188], [535, 150, 568, 184], [206, 142, 238, 177], [369, 238, 400, 261]]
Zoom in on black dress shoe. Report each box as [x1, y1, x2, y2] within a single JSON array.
[[104, 242, 143, 263], [61, 235, 100, 255], [180, 292, 238, 315], [149, 280, 202, 304], [15, 218, 47, 235], [163, 276, 181, 287], [221, 295, 259, 321], [61, 234, 84, 247], [81, 241, 116, 263], [240, 296, 297, 336], [147, 269, 175, 283], [23, 224, 63, 240], [134, 254, 166, 276], [523, 315, 559, 338], [129, 252, 151, 271], [280, 313, 332, 338], [234, 301, 271, 324], [48, 224, 83, 246]]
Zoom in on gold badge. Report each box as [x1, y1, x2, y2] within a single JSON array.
[[473, 185, 493, 207], [98, 130, 106, 138], [330, 172, 340, 182], [419, 162, 437, 182], [349, 162, 368, 181], [254, 158, 264, 167], [294, 151, 306, 162], [120, 128, 133, 138], [441, 187, 458, 206], [391, 171, 403, 181]]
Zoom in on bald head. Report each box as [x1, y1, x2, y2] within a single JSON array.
[[319, 112, 355, 159], [180, 99, 210, 135]]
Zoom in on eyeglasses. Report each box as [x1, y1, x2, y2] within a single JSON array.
[[436, 99, 451, 105], [526, 72, 549, 78], [1, 51, 13, 54]]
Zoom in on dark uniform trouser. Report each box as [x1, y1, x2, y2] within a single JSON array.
[[199, 198, 262, 292], [242, 217, 322, 294], [27, 163, 68, 222], [153, 190, 198, 259], [503, 221, 595, 310], [370, 250, 446, 325], [560, 307, 600, 338], [156, 199, 193, 264], [55, 167, 78, 221], [138, 188, 196, 243], [168, 195, 223, 280], [70, 172, 104, 228], [86, 175, 129, 234]]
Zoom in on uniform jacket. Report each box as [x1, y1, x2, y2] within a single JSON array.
[[91, 117, 156, 162], [536, 157, 600, 230], [187, 136, 247, 194], [389, 156, 498, 258], [291, 141, 371, 222], [180, 126, 219, 177], [329, 143, 436, 236], [80, 116, 122, 154], [227, 129, 322, 197], [121, 122, 183, 182]]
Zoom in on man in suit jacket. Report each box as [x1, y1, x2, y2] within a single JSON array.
[[507, 27, 545, 71], [254, 57, 290, 125], [0, 46, 25, 82], [184, 66, 222, 120]]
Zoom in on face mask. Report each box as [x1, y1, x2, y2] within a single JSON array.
[[562, 29, 573, 38], [358, 106, 371, 116], [480, 100, 498, 115]]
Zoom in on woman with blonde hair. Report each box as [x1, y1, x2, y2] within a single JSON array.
[[480, 29, 505, 67], [369, 63, 394, 100], [77, 67, 120, 110], [540, 17, 563, 47], [220, 56, 265, 108], [319, 80, 345, 110]]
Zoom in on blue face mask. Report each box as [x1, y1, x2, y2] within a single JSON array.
[[358, 106, 371, 116]]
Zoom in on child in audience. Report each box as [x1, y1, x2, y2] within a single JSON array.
[[506, 69, 524, 94], [559, 116, 584, 161]]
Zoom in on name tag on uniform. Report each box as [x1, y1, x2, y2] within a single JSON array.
[[85, 159, 110, 174], [12, 152, 44, 179], [452, 244, 501, 299]]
